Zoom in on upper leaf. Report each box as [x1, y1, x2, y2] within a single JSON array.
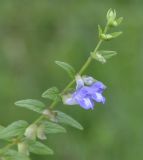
[[15, 99, 45, 114], [42, 87, 60, 101], [29, 141, 54, 155], [55, 111, 83, 130], [0, 120, 28, 140], [55, 61, 75, 79], [43, 121, 66, 134]]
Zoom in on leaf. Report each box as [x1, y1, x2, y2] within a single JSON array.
[[55, 61, 75, 78], [116, 17, 123, 25], [4, 149, 30, 160], [43, 121, 66, 134], [98, 50, 117, 59], [110, 31, 122, 38], [42, 87, 60, 101], [29, 141, 53, 155], [55, 111, 83, 130], [0, 120, 28, 140], [15, 99, 45, 113]]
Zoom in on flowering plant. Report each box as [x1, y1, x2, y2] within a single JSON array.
[[0, 9, 123, 160]]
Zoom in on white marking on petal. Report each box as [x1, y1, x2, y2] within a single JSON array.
[[62, 94, 77, 105]]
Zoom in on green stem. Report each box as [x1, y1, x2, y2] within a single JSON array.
[[0, 23, 109, 155]]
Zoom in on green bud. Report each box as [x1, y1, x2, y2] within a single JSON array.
[[100, 31, 122, 40], [91, 52, 106, 64], [91, 50, 117, 64], [18, 142, 29, 156], [100, 33, 113, 40], [106, 9, 116, 26], [37, 124, 47, 140], [43, 109, 58, 122], [24, 124, 37, 140]]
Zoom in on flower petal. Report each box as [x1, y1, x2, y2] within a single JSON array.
[[76, 75, 84, 90], [82, 75, 95, 85], [75, 97, 94, 110], [91, 81, 106, 93], [62, 94, 77, 105], [92, 92, 106, 104]]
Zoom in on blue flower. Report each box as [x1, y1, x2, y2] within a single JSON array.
[[63, 75, 106, 110]]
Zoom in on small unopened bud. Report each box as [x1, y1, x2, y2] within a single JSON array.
[[18, 142, 29, 156], [100, 33, 113, 40], [43, 109, 57, 122], [24, 124, 37, 140], [95, 53, 106, 64], [82, 76, 96, 85], [106, 9, 116, 26], [37, 124, 47, 140]]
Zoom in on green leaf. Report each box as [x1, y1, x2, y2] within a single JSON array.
[[29, 141, 53, 155], [42, 87, 60, 101], [55, 61, 75, 78], [110, 31, 122, 38], [55, 111, 83, 130], [43, 121, 66, 134], [15, 99, 45, 113], [4, 149, 30, 160], [98, 50, 117, 59], [116, 17, 123, 25], [0, 120, 28, 140]]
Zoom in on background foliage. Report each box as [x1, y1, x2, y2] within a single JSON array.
[[0, 0, 142, 160]]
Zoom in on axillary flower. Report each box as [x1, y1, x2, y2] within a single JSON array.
[[63, 75, 106, 110]]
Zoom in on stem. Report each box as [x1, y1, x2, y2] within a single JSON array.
[[0, 23, 109, 155]]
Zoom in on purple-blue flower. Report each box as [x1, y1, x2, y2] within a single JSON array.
[[63, 75, 106, 110]]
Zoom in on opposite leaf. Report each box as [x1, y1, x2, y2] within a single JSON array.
[[15, 99, 45, 114], [0, 120, 28, 140], [29, 141, 53, 155], [55, 61, 75, 79], [42, 87, 60, 101], [55, 111, 83, 130]]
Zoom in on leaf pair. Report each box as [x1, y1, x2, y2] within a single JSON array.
[[91, 50, 117, 63], [15, 99, 83, 130]]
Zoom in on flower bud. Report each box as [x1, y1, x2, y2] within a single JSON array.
[[24, 124, 37, 140], [95, 53, 106, 63], [37, 124, 47, 140], [18, 142, 29, 156], [82, 76, 96, 85], [43, 109, 58, 122], [100, 33, 113, 40], [106, 9, 116, 26]]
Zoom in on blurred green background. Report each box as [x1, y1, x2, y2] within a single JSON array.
[[0, 0, 143, 160]]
